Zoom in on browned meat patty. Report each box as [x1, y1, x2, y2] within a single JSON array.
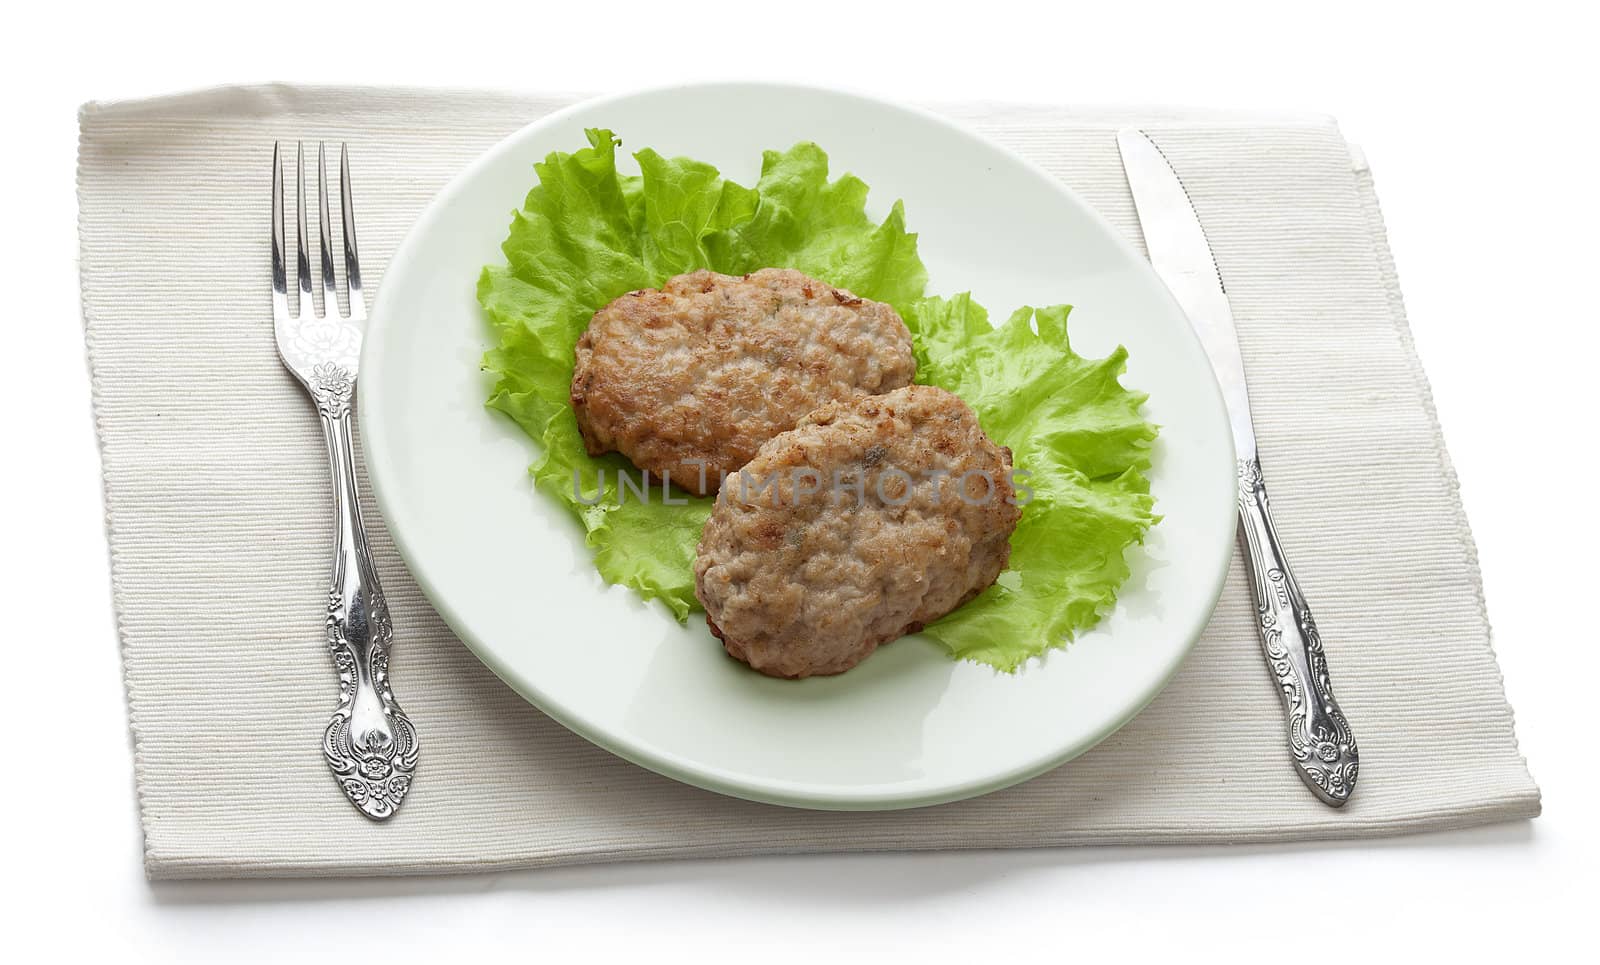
[[694, 384, 1021, 678], [571, 268, 916, 496]]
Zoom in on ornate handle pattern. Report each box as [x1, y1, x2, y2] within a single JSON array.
[[1237, 457, 1358, 807], [312, 365, 418, 820]]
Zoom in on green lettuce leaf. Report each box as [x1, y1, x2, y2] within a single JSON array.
[[478, 129, 1158, 667], [901, 297, 1159, 670]]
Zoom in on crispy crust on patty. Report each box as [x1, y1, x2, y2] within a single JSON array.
[[693, 384, 1021, 678], [570, 268, 916, 496]]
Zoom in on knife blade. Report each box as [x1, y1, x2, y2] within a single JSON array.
[[1117, 129, 1359, 807]]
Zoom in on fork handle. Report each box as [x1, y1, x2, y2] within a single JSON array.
[[1237, 457, 1359, 807], [311, 364, 418, 820]]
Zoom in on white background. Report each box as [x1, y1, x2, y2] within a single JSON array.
[[4, 0, 1596, 958]]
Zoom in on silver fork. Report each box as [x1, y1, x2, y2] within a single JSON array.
[[272, 141, 418, 820]]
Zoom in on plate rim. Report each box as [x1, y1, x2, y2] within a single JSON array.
[[360, 80, 1236, 810]]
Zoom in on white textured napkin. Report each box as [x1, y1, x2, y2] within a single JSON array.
[[78, 85, 1539, 879]]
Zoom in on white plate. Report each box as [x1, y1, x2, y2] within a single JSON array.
[[362, 83, 1236, 810]]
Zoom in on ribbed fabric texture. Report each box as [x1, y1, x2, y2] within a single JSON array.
[[77, 85, 1538, 879]]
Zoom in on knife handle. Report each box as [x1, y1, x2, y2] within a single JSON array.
[[1236, 457, 1359, 807]]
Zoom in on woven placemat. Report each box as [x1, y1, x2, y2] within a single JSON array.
[[77, 85, 1538, 878]]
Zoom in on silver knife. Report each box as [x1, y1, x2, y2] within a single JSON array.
[[1117, 129, 1359, 807]]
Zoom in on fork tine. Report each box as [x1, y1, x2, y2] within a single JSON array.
[[295, 142, 318, 318], [316, 142, 340, 317], [340, 143, 366, 320], [271, 143, 290, 320]]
